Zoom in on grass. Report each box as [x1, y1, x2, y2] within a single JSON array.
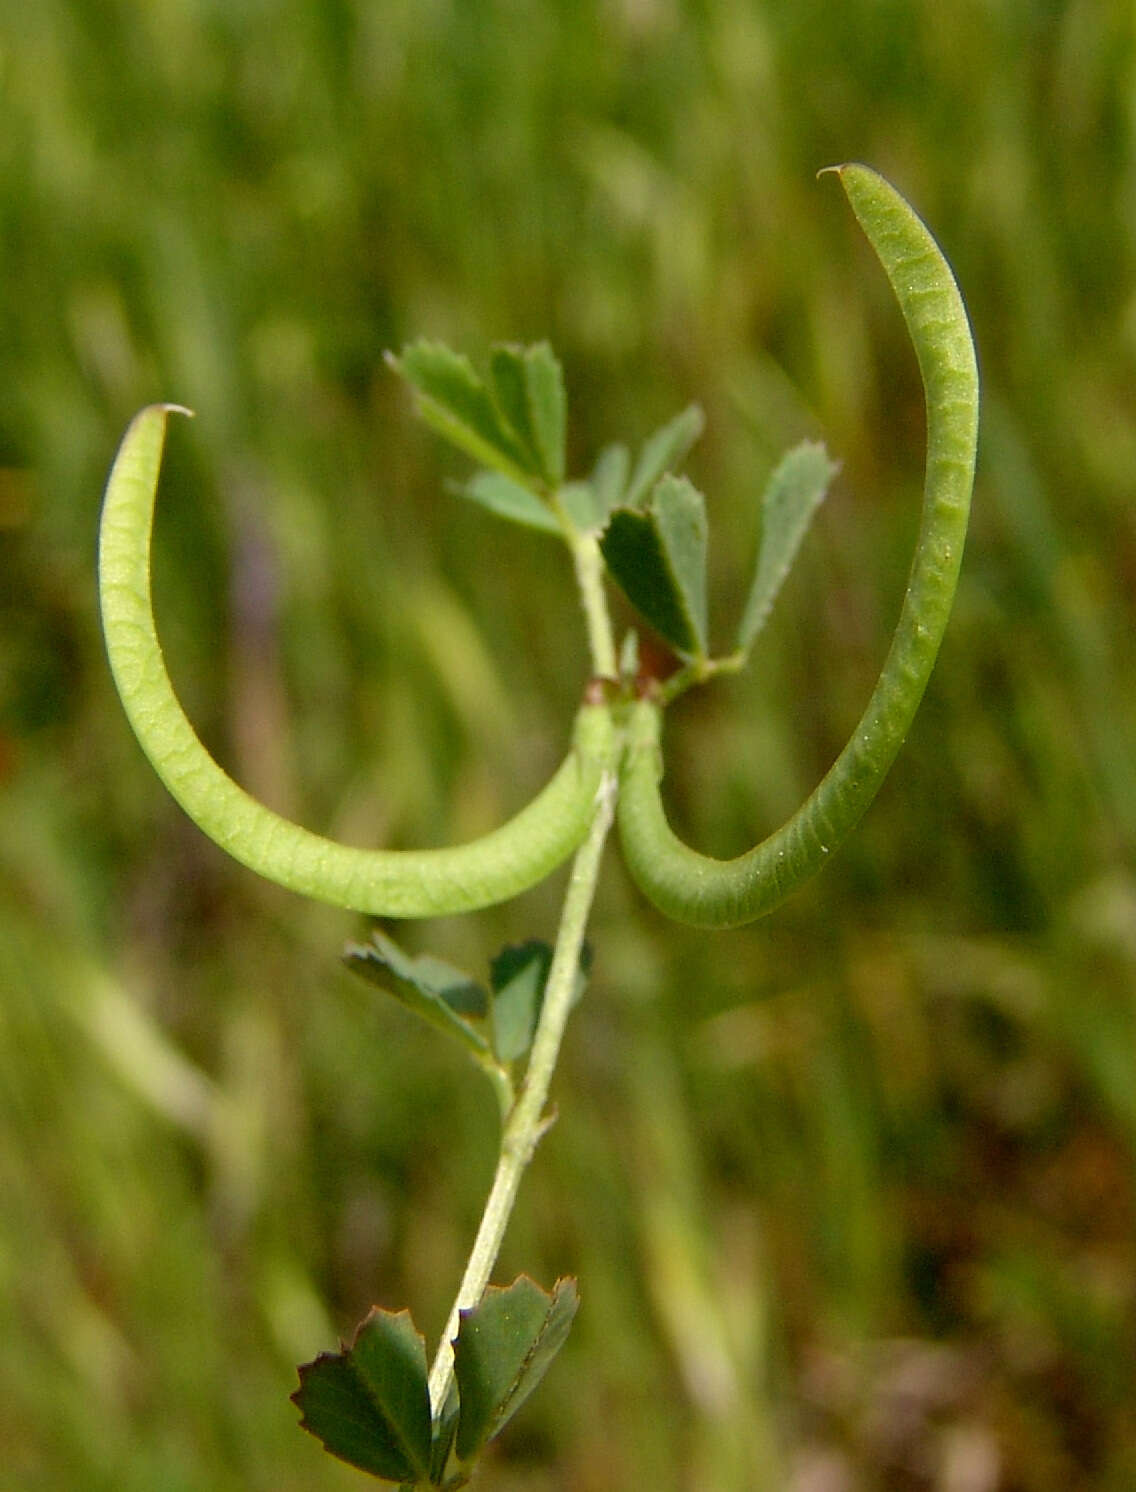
[[2, 1, 1136, 1487]]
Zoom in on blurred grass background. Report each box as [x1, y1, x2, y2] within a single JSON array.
[[2, 1, 1136, 1488]]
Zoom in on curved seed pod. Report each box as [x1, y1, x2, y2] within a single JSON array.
[[617, 164, 979, 928], [99, 404, 614, 918]]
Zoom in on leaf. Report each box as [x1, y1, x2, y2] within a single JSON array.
[[488, 342, 566, 488], [293, 1307, 433, 1484], [488, 941, 551, 1063], [590, 442, 630, 518], [558, 480, 606, 532], [487, 940, 591, 1064], [457, 472, 597, 538], [344, 929, 491, 1059], [599, 474, 709, 659], [558, 445, 630, 534], [623, 404, 705, 508], [493, 944, 560, 1064], [453, 1277, 579, 1463], [736, 440, 837, 651], [429, 1381, 461, 1486], [459, 471, 561, 533], [523, 345, 567, 487], [487, 345, 539, 468], [388, 341, 531, 484]]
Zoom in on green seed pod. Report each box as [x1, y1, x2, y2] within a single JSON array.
[[98, 404, 614, 918], [617, 164, 979, 928]]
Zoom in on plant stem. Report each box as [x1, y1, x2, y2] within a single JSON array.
[[426, 493, 620, 1417], [427, 767, 618, 1414], [570, 530, 619, 680], [656, 650, 746, 705]]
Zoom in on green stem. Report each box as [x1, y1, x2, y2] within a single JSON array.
[[426, 485, 621, 1419], [657, 650, 746, 706], [571, 529, 619, 680], [427, 767, 617, 1415]]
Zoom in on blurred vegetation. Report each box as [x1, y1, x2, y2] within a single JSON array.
[[2, 1, 1136, 1488]]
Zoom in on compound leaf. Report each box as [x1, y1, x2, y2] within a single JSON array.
[[737, 440, 837, 651], [453, 1277, 579, 1463], [600, 474, 708, 659], [293, 1307, 433, 1484], [344, 929, 490, 1059]]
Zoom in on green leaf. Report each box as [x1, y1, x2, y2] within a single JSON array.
[[487, 942, 553, 1064], [624, 404, 705, 508], [599, 474, 709, 659], [488, 342, 566, 488], [489, 941, 551, 1063], [558, 445, 630, 534], [487, 345, 538, 466], [488, 940, 591, 1064], [459, 471, 561, 533], [737, 440, 837, 651], [293, 1307, 433, 1484], [453, 1277, 579, 1463], [591, 442, 630, 517], [388, 341, 531, 484], [524, 344, 567, 487], [457, 471, 597, 537], [429, 1381, 461, 1486], [558, 480, 606, 532], [344, 930, 491, 1059]]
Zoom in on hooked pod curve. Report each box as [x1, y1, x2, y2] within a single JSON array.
[[98, 405, 615, 918], [616, 164, 980, 928]]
